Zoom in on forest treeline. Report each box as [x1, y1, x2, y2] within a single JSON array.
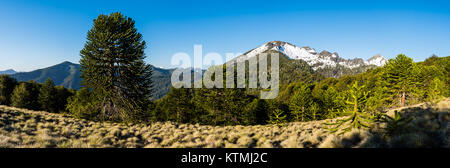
[[152, 54, 449, 126], [1, 54, 446, 126], [0, 77, 73, 113], [0, 13, 448, 128]]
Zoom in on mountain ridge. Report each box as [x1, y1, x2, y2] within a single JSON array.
[[0, 69, 17, 75], [235, 41, 387, 70], [6, 41, 389, 98], [9, 61, 175, 99], [11, 61, 82, 90]]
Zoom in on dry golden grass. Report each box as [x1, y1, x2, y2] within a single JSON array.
[[0, 98, 448, 148]]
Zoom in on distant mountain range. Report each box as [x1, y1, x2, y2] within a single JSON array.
[[233, 41, 387, 77], [8, 61, 175, 99], [0, 69, 17, 75], [4, 41, 388, 99], [235, 41, 387, 69], [11, 61, 81, 90]]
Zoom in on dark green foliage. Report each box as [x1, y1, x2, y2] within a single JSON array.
[[193, 88, 255, 125], [276, 51, 323, 84], [66, 88, 99, 119], [5, 78, 73, 113], [383, 54, 418, 107], [149, 53, 447, 126], [11, 81, 41, 110], [321, 86, 345, 118], [10, 83, 30, 109], [152, 87, 195, 123], [77, 12, 153, 122], [38, 78, 58, 113], [287, 80, 345, 122], [242, 99, 269, 125], [0, 75, 18, 105], [315, 64, 377, 78], [152, 86, 268, 126], [55, 86, 74, 113]]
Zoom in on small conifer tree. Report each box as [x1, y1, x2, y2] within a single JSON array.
[[326, 81, 373, 134], [269, 109, 287, 126], [289, 83, 312, 121], [11, 83, 32, 109], [38, 78, 58, 113]]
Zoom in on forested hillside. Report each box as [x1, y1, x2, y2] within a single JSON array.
[[11, 61, 82, 90], [152, 54, 449, 127]]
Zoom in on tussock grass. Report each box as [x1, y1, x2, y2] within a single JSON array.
[[0, 98, 448, 148]]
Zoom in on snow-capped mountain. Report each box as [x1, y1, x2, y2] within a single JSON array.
[[235, 41, 387, 70], [365, 54, 387, 67]]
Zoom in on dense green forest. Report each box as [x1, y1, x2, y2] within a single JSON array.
[[0, 77, 74, 113], [0, 13, 448, 132], [1, 54, 447, 127], [152, 54, 449, 126]]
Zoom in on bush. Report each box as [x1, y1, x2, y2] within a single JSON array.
[[66, 88, 99, 120]]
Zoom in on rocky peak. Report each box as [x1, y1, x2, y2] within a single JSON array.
[[235, 41, 388, 70], [366, 54, 388, 66]]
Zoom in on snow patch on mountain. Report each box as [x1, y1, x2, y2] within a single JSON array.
[[236, 41, 387, 70], [365, 54, 387, 67]]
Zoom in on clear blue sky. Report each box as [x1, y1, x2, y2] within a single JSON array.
[[1, 0, 449, 71]]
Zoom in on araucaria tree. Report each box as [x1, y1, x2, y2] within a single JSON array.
[[383, 54, 417, 107], [327, 81, 373, 134], [78, 12, 153, 122], [289, 83, 312, 122], [269, 109, 287, 126]]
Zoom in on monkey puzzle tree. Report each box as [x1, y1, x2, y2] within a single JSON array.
[[78, 12, 153, 122], [289, 83, 313, 122], [269, 109, 287, 126], [326, 81, 373, 134], [383, 54, 417, 107]]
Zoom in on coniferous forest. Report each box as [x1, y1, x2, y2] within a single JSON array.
[[0, 12, 449, 148]]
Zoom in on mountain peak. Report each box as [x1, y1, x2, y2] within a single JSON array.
[[0, 69, 17, 75], [366, 54, 387, 66], [59, 61, 76, 65], [236, 41, 387, 70], [265, 40, 288, 45], [368, 54, 384, 60]]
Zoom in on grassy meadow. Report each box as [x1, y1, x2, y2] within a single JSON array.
[[0, 98, 448, 148]]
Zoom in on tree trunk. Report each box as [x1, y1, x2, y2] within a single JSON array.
[[400, 91, 406, 107], [301, 106, 304, 122]]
